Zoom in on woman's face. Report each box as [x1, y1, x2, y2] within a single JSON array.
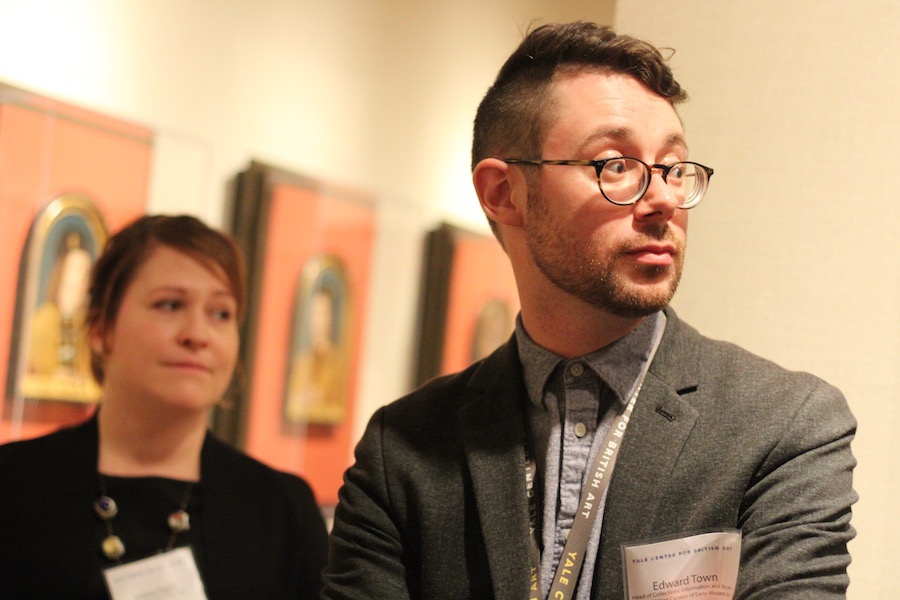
[[95, 245, 239, 413]]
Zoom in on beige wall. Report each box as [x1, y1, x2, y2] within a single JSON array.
[[616, 2, 898, 598], [0, 0, 892, 595], [0, 0, 612, 444]]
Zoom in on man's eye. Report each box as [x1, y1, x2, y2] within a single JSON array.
[[608, 160, 627, 174]]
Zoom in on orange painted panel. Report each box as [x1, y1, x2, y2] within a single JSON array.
[[0, 87, 152, 443], [241, 178, 375, 506], [441, 231, 519, 375]]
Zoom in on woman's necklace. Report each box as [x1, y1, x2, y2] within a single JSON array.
[[94, 475, 194, 562]]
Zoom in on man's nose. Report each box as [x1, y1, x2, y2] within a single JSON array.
[[634, 168, 678, 220]]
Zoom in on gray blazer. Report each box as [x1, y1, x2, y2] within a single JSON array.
[[323, 308, 856, 599]]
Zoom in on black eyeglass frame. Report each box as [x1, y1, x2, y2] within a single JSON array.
[[502, 157, 714, 209]]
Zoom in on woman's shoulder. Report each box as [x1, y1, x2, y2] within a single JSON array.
[[0, 419, 98, 511], [0, 419, 95, 468]]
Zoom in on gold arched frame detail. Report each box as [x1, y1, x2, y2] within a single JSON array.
[[9, 193, 108, 404], [282, 252, 353, 426]]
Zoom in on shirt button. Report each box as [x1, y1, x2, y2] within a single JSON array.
[[574, 422, 587, 438], [569, 363, 584, 377]]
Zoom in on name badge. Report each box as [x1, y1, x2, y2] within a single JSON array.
[[103, 546, 208, 600], [621, 529, 741, 600]]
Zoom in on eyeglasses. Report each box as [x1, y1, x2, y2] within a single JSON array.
[[502, 157, 714, 209]]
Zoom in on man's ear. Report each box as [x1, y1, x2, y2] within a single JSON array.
[[473, 158, 525, 228]]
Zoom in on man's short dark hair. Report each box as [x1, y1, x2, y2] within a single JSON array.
[[472, 21, 688, 170]]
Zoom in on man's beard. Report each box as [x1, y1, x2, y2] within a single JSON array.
[[524, 187, 684, 319]]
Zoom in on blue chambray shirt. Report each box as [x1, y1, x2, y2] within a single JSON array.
[[515, 311, 665, 600]]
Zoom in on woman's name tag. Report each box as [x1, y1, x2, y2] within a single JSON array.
[[103, 546, 208, 600]]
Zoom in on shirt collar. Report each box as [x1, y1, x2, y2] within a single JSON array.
[[515, 311, 666, 408]]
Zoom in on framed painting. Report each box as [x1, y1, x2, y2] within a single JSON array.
[[415, 222, 519, 386], [218, 161, 375, 506], [283, 253, 352, 425], [0, 82, 152, 444], [7, 194, 108, 404]]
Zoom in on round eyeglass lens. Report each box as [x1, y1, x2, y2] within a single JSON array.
[[598, 159, 706, 207], [598, 158, 650, 205], [664, 162, 705, 207]]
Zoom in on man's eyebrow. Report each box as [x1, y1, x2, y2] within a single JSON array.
[[663, 132, 689, 153], [578, 126, 631, 151], [576, 127, 689, 155]]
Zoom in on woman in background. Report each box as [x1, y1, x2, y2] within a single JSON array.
[[0, 214, 329, 599]]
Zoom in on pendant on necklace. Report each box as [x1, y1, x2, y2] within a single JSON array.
[[94, 480, 194, 562], [168, 509, 191, 533], [94, 496, 118, 519], [95, 495, 125, 560], [102, 534, 126, 560]]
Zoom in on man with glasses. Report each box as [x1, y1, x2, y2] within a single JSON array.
[[324, 22, 856, 600]]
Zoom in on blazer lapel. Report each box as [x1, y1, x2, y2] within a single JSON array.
[[602, 374, 699, 539], [593, 309, 702, 595], [459, 342, 532, 600]]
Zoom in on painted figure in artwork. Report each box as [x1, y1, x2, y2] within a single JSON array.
[[25, 229, 100, 401], [284, 255, 351, 425]]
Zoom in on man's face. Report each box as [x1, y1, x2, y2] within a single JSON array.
[[522, 71, 689, 318]]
